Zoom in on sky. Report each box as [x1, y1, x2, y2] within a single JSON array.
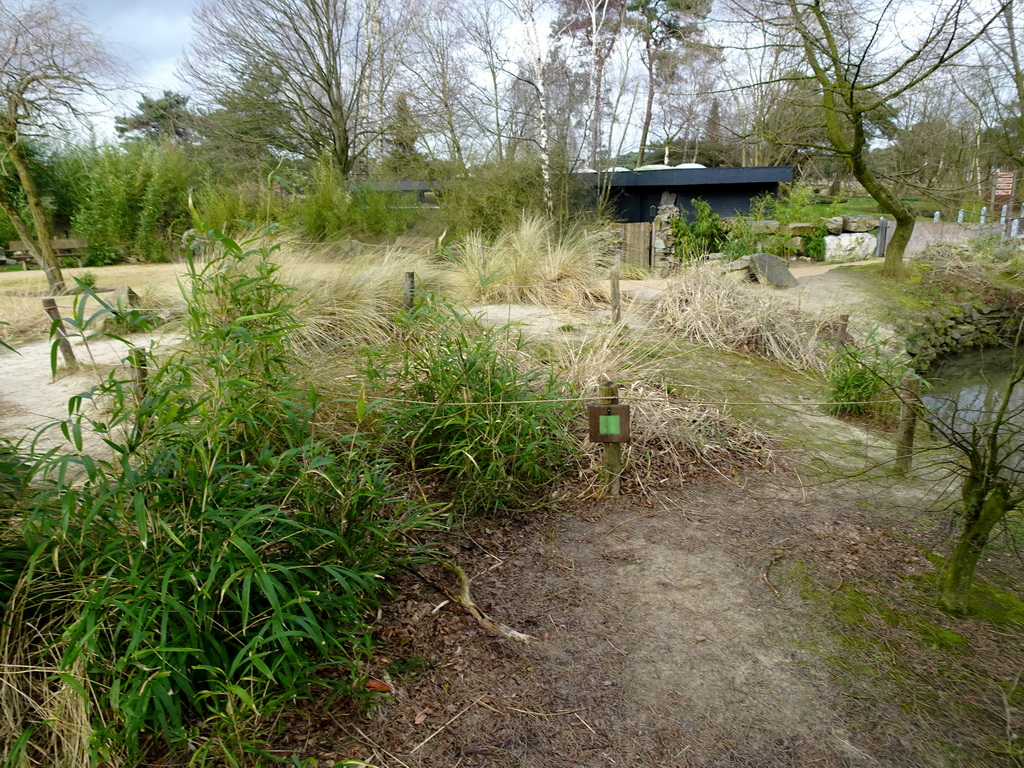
[[77, 0, 197, 134]]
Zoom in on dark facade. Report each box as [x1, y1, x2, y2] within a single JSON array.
[[593, 166, 794, 223]]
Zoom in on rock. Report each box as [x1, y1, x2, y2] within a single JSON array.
[[778, 222, 817, 236], [822, 216, 844, 235], [824, 233, 876, 261], [842, 215, 880, 232], [719, 256, 752, 271], [748, 219, 780, 233], [747, 253, 798, 288]]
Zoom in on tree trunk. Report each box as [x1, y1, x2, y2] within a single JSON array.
[[939, 483, 1012, 613], [637, 40, 655, 167], [0, 135, 65, 294], [849, 150, 914, 278]]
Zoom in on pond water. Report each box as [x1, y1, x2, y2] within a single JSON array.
[[922, 347, 1024, 477]]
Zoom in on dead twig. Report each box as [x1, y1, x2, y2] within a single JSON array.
[[441, 561, 536, 644], [410, 696, 485, 754], [507, 706, 583, 717]]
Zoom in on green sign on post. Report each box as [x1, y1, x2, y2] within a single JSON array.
[[599, 413, 621, 435]]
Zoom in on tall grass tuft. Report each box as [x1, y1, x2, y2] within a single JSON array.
[[649, 266, 835, 371], [0, 225, 435, 765], [449, 216, 607, 307]]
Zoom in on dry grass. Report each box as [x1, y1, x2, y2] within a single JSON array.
[[0, 264, 188, 345], [542, 326, 776, 495], [449, 216, 608, 306], [648, 265, 837, 371], [277, 241, 453, 351]]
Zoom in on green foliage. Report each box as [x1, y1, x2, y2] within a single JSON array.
[[2, 226, 435, 763], [805, 223, 829, 261], [363, 298, 576, 515], [294, 155, 419, 239], [825, 335, 914, 421], [72, 141, 198, 261], [673, 198, 725, 261], [438, 159, 546, 237]]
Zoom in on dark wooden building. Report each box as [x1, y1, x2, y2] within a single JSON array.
[[592, 166, 794, 223]]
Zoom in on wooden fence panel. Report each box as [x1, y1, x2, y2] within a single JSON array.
[[623, 222, 652, 267]]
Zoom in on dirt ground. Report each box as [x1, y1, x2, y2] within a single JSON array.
[[2, 259, 1021, 767]]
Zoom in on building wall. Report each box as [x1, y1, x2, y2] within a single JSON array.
[[609, 182, 782, 223]]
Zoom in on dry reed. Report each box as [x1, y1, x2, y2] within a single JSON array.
[[648, 266, 836, 371]]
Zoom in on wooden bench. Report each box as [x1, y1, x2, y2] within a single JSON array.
[[7, 238, 88, 269]]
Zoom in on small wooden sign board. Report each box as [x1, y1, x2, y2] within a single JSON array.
[[587, 404, 630, 443]]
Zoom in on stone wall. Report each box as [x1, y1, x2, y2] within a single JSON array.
[[901, 301, 1022, 367]]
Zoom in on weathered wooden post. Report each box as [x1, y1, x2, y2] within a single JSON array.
[[875, 218, 888, 258], [610, 269, 621, 324], [403, 271, 415, 311], [129, 347, 149, 441], [41, 298, 76, 369], [837, 314, 852, 346], [894, 377, 920, 474], [589, 381, 630, 497]]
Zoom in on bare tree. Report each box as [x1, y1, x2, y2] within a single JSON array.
[[183, 0, 409, 176], [729, 0, 1005, 277], [0, 0, 111, 294]]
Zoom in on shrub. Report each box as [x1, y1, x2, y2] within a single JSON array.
[[673, 198, 726, 261], [362, 297, 576, 515], [0, 225, 435, 764]]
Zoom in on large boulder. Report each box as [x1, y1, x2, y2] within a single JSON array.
[[748, 253, 798, 288], [842, 215, 880, 232], [824, 232, 876, 261]]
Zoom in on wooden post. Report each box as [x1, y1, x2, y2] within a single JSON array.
[[129, 347, 148, 442], [610, 269, 621, 324], [599, 381, 622, 497], [403, 271, 415, 311], [41, 298, 76, 369], [894, 377, 920, 474], [837, 314, 851, 346]]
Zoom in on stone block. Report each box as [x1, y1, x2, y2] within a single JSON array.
[[778, 222, 817, 236], [842, 215, 880, 232], [822, 216, 844, 235], [824, 233, 876, 261]]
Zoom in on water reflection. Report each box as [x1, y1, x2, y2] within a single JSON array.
[[922, 347, 1024, 479]]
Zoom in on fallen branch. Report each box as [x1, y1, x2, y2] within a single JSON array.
[[761, 550, 785, 597], [441, 561, 536, 644]]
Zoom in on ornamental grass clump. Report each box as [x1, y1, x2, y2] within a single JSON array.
[[0, 225, 435, 766], [449, 215, 607, 307], [277, 240, 452, 351]]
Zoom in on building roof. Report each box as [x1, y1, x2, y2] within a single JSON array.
[[591, 166, 793, 188]]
